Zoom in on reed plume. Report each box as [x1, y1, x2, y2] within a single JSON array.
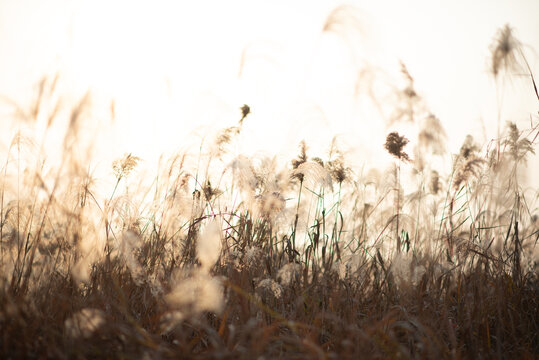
[[489, 24, 523, 78], [384, 132, 410, 162], [453, 135, 484, 191], [384, 132, 410, 252]]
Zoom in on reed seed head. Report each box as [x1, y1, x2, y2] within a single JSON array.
[[384, 132, 410, 162], [502, 121, 535, 162], [112, 153, 141, 180], [240, 104, 250, 124], [489, 24, 523, 78]]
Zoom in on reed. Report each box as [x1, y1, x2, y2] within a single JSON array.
[[0, 22, 537, 360]]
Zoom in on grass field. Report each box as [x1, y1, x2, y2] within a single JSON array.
[[0, 23, 538, 359]]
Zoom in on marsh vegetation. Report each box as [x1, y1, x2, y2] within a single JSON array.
[[0, 18, 538, 359]]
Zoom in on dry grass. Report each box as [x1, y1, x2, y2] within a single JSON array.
[[0, 24, 538, 360]]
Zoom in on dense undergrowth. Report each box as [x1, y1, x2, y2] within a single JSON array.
[[1, 23, 538, 359]]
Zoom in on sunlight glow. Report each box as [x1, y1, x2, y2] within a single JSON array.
[[0, 0, 537, 182]]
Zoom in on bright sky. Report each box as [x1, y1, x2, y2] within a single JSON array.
[[0, 0, 538, 181]]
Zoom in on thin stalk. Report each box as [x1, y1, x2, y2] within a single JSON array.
[[395, 161, 401, 253], [291, 179, 303, 255]]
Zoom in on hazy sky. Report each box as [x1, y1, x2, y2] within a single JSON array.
[[0, 0, 538, 178]]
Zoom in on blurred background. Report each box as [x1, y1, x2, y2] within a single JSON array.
[[0, 0, 538, 182]]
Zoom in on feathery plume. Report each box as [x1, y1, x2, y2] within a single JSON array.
[[327, 137, 350, 184], [489, 24, 523, 78], [384, 132, 411, 162], [214, 126, 241, 156], [502, 121, 535, 162], [453, 135, 484, 190], [418, 114, 447, 155], [112, 153, 141, 180]]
